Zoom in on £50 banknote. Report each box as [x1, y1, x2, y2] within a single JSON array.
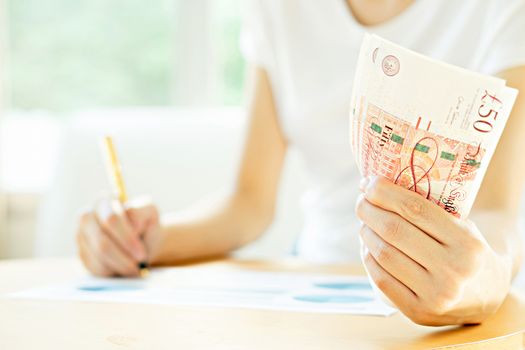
[[350, 34, 518, 218]]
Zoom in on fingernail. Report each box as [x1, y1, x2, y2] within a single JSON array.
[[360, 177, 370, 192], [133, 242, 147, 261]]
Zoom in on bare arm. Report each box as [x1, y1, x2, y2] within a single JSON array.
[[144, 66, 288, 265]]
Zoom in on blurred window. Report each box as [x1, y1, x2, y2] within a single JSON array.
[[5, 0, 245, 112]]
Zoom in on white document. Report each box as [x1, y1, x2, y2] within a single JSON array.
[[8, 268, 396, 316]]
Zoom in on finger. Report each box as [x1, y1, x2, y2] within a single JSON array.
[[98, 236, 139, 277], [95, 198, 146, 261], [356, 194, 445, 266], [83, 212, 140, 277], [78, 231, 112, 277], [363, 252, 419, 313], [360, 225, 430, 295], [125, 200, 160, 263], [362, 176, 460, 244], [88, 231, 139, 277], [124, 198, 158, 238]]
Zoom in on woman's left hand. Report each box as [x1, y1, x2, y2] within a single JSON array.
[[356, 176, 513, 326]]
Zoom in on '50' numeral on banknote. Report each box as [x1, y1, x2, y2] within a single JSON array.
[[474, 90, 503, 134]]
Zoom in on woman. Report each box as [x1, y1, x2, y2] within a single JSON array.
[[76, 0, 525, 326]]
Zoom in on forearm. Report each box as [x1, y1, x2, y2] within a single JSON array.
[[147, 67, 285, 266], [149, 191, 273, 265], [471, 209, 523, 280]]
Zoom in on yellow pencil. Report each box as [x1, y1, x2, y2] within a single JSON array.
[[102, 136, 128, 203], [101, 136, 149, 275]]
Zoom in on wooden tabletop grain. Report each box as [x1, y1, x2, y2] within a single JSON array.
[[0, 258, 524, 350]]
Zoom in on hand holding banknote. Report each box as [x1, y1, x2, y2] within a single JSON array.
[[350, 34, 519, 325], [356, 176, 511, 326]]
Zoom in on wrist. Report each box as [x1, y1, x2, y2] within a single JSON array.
[[148, 216, 207, 266], [147, 219, 183, 266], [495, 251, 514, 293], [479, 250, 513, 319]]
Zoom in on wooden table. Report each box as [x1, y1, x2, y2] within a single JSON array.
[[1, 258, 524, 350]]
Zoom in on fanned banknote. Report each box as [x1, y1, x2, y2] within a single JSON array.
[[350, 34, 518, 218]]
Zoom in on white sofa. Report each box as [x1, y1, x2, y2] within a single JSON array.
[[35, 107, 306, 259]]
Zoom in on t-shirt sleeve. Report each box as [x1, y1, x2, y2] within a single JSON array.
[[479, 1, 525, 75], [239, 0, 274, 68]]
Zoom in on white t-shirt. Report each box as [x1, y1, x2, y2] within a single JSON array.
[[240, 0, 525, 263]]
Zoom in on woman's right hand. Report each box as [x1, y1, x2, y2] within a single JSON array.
[[76, 198, 161, 277]]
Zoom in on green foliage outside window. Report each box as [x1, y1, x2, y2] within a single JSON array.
[[6, 0, 245, 112]]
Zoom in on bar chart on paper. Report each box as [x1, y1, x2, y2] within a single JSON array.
[[8, 269, 396, 316]]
